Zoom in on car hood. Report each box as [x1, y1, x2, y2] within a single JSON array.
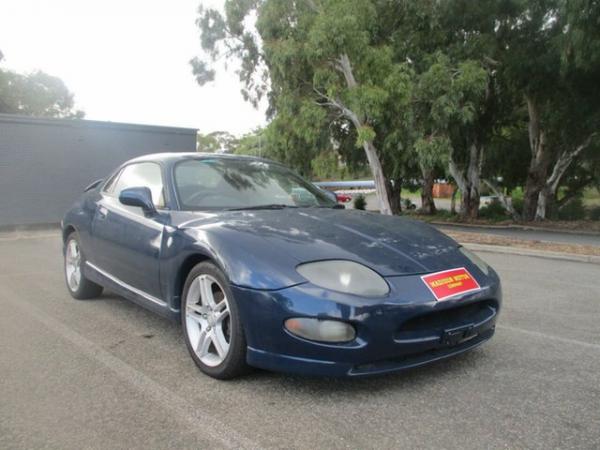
[[173, 208, 461, 279]]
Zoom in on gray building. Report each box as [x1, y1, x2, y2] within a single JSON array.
[[0, 114, 197, 227]]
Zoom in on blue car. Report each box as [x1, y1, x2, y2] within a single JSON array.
[[62, 153, 501, 379]]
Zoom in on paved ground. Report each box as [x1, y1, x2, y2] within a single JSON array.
[[1, 232, 599, 449]]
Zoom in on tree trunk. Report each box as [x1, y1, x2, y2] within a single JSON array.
[[534, 133, 595, 220], [483, 179, 520, 220], [522, 95, 551, 221], [334, 53, 394, 215], [450, 186, 457, 215], [420, 166, 437, 215], [386, 178, 402, 215], [362, 141, 393, 215], [448, 142, 482, 220], [536, 187, 558, 220]]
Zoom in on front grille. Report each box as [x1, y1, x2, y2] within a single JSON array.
[[398, 300, 497, 333], [350, 327, 495, 376]]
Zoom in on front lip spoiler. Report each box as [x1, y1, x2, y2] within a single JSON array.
[[245, 327, 495, 377]]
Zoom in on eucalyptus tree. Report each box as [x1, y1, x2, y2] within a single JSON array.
[[388, 0, 512, 218], [410, 54, 488, 216], [192, 0, 419, 215], [500, 0, 600, 220], [0, 64, 84, 118]]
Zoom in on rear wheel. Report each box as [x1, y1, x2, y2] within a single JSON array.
[[64, 233, 103, 299], [181, 262, 248, 379]]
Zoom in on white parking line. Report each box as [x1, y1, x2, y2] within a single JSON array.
[[498, 324, 600, 351], [9, 298, 260, 450]]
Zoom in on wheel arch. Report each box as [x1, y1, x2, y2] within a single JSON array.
[[173, 253, 213, 311], [62, 224, 77, 243]]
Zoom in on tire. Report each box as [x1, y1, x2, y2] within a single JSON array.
[[64, 232, 103, 300], [181, 261, 248, 379]]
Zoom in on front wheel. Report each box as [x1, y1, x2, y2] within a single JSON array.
[[181, 262, 248, 379], [64, 233, 103, 299]]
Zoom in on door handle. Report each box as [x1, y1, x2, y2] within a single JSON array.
[[97, 206, 108, 219]]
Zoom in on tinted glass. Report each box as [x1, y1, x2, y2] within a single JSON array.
[[103, 170, 121, 193], [174, 158, 336, 210], [113, 162, 165, 208]]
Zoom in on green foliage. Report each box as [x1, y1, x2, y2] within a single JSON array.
[[356, 126, 376, 147], [511, 197, 524, 216], [191, 0, 600, 220], [588, 206, 600, 221], [0, 62, 83, 118], [403, 198, 416, 211], [558, 198, 586, 221], [414, 136, 451, 171], [479, 199, 508, 220], [353, 194, 366, 210], [197, 131, 237, 153], [311, 151, 340, 180], [232, 128, 273, 159]]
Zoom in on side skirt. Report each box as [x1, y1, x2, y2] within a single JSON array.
[[85, 261, 179, 321]]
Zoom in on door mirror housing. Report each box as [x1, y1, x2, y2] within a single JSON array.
[[119, 187, 156, 214]]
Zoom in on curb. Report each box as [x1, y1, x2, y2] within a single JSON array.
[[462, 242, 600, 265], [431, 221, 600, 237]]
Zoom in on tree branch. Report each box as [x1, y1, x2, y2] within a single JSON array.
[[482, 179, 520, 220]]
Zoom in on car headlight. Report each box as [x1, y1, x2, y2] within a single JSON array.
[[296, 260, 389, 297], [459, 247, 490, 275]]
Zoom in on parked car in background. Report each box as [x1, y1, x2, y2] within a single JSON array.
[[62, 153, 501, 379], [335, 192, 352, 203]]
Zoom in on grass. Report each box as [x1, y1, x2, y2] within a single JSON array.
[[583, 187, 600, 207]]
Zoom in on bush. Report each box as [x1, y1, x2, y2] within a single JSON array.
[[479, 198, 508, 220], [511, 197, 524, 215], [353, 194, 366, 210], [558, 197, 586, 220], [403, 198, 416, 210], [589, 206, 600, 221]]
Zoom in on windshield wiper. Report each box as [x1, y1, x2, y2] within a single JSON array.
[[227, 204, 298, 211]]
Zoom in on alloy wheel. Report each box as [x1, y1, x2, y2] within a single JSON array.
[[185, 274, 231, 367], [65, 239, 82, 292]]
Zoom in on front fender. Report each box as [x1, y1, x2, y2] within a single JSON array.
[[160, 226, 306, 312]]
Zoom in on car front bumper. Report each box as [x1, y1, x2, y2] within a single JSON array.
[[232, 270, 501, 377]]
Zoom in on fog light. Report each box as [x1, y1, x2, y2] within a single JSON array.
[[284, 318, 356, 343]]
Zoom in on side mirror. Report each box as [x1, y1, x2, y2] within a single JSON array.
[[119, 187, 156, 215]]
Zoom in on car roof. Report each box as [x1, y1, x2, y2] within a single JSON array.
[[125, 152, 275, 166]]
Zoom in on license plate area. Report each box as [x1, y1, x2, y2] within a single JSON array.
[[441, 324, 477, 346]]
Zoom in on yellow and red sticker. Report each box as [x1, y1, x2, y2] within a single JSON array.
[[421, 267, 481, 301]]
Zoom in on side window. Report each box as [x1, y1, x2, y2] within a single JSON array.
[[112, 163, 165, 208], [103, 169, 122, 194]]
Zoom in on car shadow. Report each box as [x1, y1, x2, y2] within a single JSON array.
[[95, 289, 491, 394]]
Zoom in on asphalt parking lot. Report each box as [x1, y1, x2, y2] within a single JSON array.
[[1, 231, 599, 449]]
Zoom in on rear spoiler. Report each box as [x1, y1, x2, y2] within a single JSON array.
[[84, 179, 104, 192]]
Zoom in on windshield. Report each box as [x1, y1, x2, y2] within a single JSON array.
[[174, 158, 337, 210]]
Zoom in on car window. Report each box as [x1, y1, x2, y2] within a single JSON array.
[[112, 162, 165, 208], [174, 158, 336, 210], [103, 169, 122, 194]]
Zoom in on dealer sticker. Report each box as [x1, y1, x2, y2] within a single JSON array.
[[421, 267, 481, 301]]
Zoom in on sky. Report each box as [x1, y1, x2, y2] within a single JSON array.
[[0, 0, 266, 135]]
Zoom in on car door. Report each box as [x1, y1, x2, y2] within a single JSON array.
[[91, 162, 167, 300]]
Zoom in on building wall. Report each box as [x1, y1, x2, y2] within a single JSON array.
[[0, 114, 197, 227]]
